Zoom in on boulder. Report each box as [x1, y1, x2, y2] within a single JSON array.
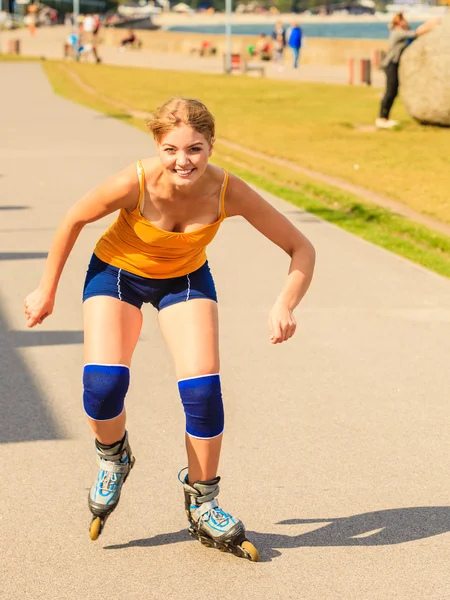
[[399, 15, 450, 126]]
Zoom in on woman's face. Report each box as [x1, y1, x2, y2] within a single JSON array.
[[158, 124, 212, 186], [400, 18, 409, 30]]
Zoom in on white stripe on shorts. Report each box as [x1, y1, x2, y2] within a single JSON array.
[[186, 274, 191, 301], [117, 268, 122, 301]]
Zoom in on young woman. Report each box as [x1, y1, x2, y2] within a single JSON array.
[[376, 12, 441, 129], [24, 98, 315, 561]]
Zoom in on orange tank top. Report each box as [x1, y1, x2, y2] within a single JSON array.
[[94, 161, 228, 279]]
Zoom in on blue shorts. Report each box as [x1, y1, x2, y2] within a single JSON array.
[[82, 254, 217, 311]]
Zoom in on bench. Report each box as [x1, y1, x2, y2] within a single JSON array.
[[224, 53, 265, 77]]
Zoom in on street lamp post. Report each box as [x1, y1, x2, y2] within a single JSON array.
[[225, 0, 232, 73], [73, 0, 79, 27]]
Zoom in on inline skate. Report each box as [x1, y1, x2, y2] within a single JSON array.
[[179, 469, 259, 561], [88, 431, 135, 540]]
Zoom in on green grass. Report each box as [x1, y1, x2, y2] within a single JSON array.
[[41, 59, 450, 279], [44, 61, 137, 123], [45, 60, 450, 225]]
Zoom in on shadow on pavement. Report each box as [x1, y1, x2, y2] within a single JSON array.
[[0, 252, 48, 260], [274, 506, 450, 546], [0, 205, 29, 210], [103, 506, 450, 562], [104, 529, 192, 552], [0, 308, 65, 444], [9, 330, 84, 347]]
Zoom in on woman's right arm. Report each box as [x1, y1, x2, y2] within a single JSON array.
[[24, 164, 140, 328], [416, 17, 441, 36]]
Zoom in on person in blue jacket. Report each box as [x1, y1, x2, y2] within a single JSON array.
[[287, 21, 302, 69]]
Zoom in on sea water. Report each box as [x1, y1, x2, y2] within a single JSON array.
[[166, 21, 423, 40]]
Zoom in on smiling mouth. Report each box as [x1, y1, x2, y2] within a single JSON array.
[[174, 168, 195, 176]]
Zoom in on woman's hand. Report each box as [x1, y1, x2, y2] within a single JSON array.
[[24, 288, 55, 328], [268, 300, 297, 344]]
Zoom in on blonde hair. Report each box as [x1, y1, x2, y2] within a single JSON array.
[[146, 97, 215, 143]]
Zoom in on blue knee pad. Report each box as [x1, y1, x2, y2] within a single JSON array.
[[178, 374, 224, 439], [83, 364, 129, 421]]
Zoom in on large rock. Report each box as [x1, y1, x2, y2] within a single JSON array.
[[399, 15, 450, 126]]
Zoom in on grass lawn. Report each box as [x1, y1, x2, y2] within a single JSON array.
[[44, 60, 450, 226]]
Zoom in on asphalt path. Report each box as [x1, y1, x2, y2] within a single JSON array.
[[1, 63, 449, 600]]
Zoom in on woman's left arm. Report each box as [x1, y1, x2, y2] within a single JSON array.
[[226, 175, 316, 344]]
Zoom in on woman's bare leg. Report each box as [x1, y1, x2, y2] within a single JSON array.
[[159, 298, 260, 560], [83, 296, 142, 444], [158, 299, 221, 483]]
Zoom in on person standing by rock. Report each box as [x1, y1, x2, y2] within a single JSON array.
[[376, 12, 441, 129]]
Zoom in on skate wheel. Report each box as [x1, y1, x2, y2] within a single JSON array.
[[241, 540, 260, 562], [89, 517, 102, 541]]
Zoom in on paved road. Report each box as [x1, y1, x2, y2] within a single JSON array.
[[0, 25, 385, 86], [1, 63, 449, 600]]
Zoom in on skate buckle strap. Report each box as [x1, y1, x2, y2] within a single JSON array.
[[96, 456, 129, 473], [197, 499, 218, 519], [196, 486, 219, 504]]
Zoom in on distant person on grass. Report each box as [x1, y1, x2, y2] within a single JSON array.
[[287, 21, 302, 69], [273, 33, 286, 70], [376, 12, 441, 129], [271, 20, 286, 50], [81, 13, 101, 63]]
